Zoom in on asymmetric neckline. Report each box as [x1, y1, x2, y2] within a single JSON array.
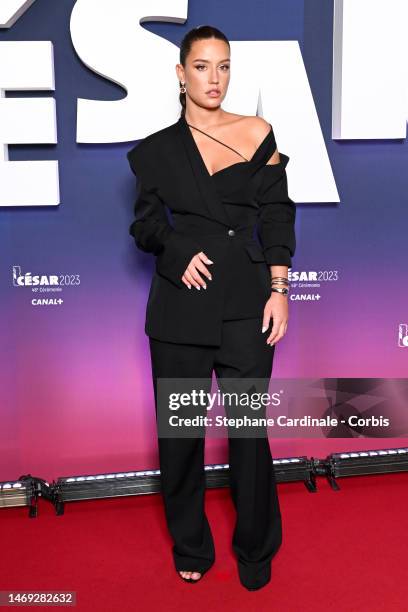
[[183, 116, 275, 179]]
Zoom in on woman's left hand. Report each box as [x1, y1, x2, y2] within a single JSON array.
[[262, 293, 289, 345]]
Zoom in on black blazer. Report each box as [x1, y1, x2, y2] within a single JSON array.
[[127, 115, 296, 346]]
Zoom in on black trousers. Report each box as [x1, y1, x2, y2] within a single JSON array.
[[148, 316, 282, 590]]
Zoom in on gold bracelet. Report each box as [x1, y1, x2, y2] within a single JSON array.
[[271, 276, 289, 285], [271, 276, 289, 282], [271, 281, 290, 288]]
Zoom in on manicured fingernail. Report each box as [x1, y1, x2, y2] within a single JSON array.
[[196, 286, 200, 290], [206, 259, 214, 264], [262, 326, 267, 333], [187, 284, 191, 289]]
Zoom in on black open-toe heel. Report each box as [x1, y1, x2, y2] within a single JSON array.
[[178, 570, 203, 583]]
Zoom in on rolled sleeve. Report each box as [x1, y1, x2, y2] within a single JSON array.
[[256, 152, 296, 267]]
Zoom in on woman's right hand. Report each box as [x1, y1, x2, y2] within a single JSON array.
[[182, 252, 214, 290]]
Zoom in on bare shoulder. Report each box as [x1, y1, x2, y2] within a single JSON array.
[[238, 116, 279, 164], [246, 116, 281, 165], [223, 113, 270, 135], [243, 116, 272, 138]]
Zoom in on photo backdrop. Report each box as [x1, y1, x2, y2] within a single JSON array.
[[1, 0, 407, 482]]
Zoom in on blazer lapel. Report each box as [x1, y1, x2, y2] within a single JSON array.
[[176, 115, 232, 228]]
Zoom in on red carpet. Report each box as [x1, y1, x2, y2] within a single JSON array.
[[2, 472, 408, 611]]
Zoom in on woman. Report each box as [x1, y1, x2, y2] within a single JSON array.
[[127, 25, 296, 590]]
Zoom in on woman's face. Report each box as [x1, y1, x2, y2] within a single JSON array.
[[177, 38, 231, 109]]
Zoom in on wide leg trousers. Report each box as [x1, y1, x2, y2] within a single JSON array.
[[148, 316, 283, 590]]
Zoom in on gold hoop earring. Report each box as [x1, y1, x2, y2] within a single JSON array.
[[180, 82, 186, 94]]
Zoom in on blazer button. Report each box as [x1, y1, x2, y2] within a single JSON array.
[[227, 229, 235, 237]]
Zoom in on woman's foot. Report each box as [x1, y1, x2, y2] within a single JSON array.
[[179, 571, 202, 581]]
